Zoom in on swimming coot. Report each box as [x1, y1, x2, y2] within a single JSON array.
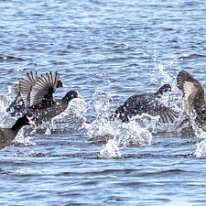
[[0, 115, 36, 149], [27, 90, 82, 125], [113, 84, 177, 123]]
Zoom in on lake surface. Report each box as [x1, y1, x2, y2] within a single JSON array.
[[0, 0, 206, 205]]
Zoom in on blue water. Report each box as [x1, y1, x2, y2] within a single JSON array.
[[0, 0, 206, 205]]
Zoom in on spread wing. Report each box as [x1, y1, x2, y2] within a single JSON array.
[[115, 95, 178, 123], [19, 71, 39, 107], [29, 71, 59, 107], [14, 84, 20, 96], [177, 70, 205, 114], [141, 100, 178, 123]]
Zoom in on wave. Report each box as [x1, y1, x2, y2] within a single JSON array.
[[0, 54, 24, 62], [178, 53, 206, 60]]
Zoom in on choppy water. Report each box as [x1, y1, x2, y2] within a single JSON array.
[[0, 0, 206, 205]]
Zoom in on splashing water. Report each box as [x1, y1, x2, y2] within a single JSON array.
[[13, 127, 36, 147], [99, 139, 121, 159], [0, 94, 16, 127], [83, 90, 152, 145], [195, 139, 206, 158], [150, 51, 174, 85], [118, 120, 152, 147], [158, 64, 173, 84], [193, 124, 206, 139], [83, 91, 116, 141], [193, 121, 206, 158], [83, 90, 153, 160], [7, 85, 13, 96], [91, 90, 112, 118], [65, 98, 87, 117]]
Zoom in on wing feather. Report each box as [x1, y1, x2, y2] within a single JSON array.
[[19, 79, 34, 107], [119, 96, 178, 124], [29, 72, 60, 107], [177, 70, 205, 114], [145, 104, 178, 123], [18, 71, 39, 107]]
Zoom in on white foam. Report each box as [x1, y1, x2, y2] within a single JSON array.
[[195, 139, 206, 158], [0, 94, 16, 127], [99, 139, 121, 159], [194, 126, 206, 139], [57, 98, 87, 118], [118, 121, 152, 147], [13, 128, 36, 147], [194, 123, 206, 158]]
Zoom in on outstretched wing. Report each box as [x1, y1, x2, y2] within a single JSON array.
[[115, 95, 178, 124], [29, 71, 59, 107], [142, 100, 178, 123], [177, 70, 205, 114], [19, 71, 39, 107], [14, 83, 20, 96]]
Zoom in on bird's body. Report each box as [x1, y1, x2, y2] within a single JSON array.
[[0, 116, 35, 149], [0, 128, 18, 149], [114, 84, 177, 123], [26, 91, 82, 125]]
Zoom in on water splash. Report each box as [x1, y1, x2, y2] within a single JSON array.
[[193, 124, 206, 139], [13, 127, 36, 147], [157, 64, 173, 84], [194, 139, 206, 158], [65, 98, 87, 117], [83, 90, 153, 159], [83, 90, 116, 141], [0, 94, 16, 127], [193, 121, 206, 158], [98, 139, 121, 159], [118, 120, 152, 147], [150, 51, 179, 87], [91, 90, 112, 118]]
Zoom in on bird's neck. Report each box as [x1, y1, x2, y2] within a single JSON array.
[[63, 96, 73, 103], [154, 91, 162, 98], [11, 120, 24, 132]]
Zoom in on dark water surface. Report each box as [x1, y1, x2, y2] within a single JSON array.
[[0, 0, 206, 205]]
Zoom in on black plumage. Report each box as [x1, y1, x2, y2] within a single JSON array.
[[7, 71, 82, 125], [0, 116, 36, 149], [27, 90, 82, 125], [113, 84, 177, 123], [7, 71, 63, 115], [177, 70, 206, 124]]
